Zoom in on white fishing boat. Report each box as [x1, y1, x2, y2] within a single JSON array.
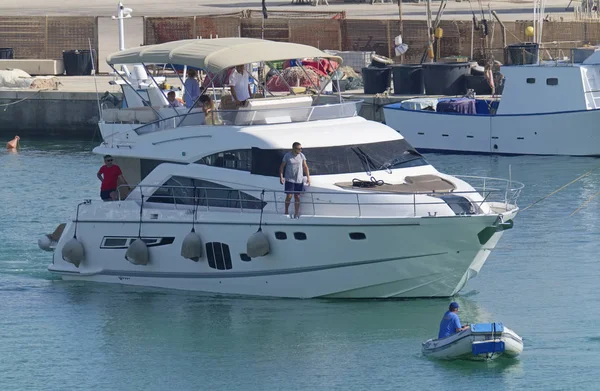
[[383, 0, 600, 156], [422, 322, 523, 361], [40, 38, 523, 298]]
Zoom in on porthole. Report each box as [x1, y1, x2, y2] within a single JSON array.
[[275, 231, 287, 240], [293, 232, 307, 240], [240, 253, 251, 262], [526, 78, 535, 84], [546, 78, 558, 86], [349, 232, 366, 240]]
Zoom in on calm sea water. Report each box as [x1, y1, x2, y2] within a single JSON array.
[[1, 140, 600, 391]]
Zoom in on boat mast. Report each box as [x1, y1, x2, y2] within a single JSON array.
[[112, 2, 133, 76]]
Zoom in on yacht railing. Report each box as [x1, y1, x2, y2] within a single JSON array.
[[115, 176, 523, 218], [133, 100, 362, 135], [454, 175, 524, 207]]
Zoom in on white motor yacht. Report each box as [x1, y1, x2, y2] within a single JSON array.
[[44, 38, 523, 298]]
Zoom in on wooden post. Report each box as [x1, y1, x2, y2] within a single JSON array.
[[470, 19, 474, 61], [45, 16, 49, 59], [491, 11, 506, 50], [387, 21, 392, 59], [398, 0, 403, 63], [426, 0, 434, 62]]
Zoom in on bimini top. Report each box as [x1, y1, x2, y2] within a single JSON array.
[[106, 38, 342, 72]]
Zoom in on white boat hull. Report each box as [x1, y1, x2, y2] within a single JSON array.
[[48, 209, 516, 299], [422, 324, 523, 361], [383, 106, 600, 156]]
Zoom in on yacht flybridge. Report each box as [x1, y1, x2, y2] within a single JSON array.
[[44, 38, 523, 298]]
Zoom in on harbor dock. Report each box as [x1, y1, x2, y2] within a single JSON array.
[[0, 75, 449, 139]]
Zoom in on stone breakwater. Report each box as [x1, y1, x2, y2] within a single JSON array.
[[0, 90, 102, 139]]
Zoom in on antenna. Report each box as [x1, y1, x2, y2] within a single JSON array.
[[112, 2, 133, 77], [112, 1, 132, 52]]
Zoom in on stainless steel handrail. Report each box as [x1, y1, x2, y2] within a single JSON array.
[[114, 176, 523, 217], [131, 99, 362, 135]]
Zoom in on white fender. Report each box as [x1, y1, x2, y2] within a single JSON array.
[[181, 231, 203, 262], [38, 235, 54, 251], [125, 239, 149, 265], [246, 229, 270, 258], [61, 237, 85, 267]]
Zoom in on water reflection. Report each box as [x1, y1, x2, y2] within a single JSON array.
[[53, 282, 498, 350], [432, 356, 523, 376]]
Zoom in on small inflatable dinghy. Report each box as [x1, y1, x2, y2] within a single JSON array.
[[422, 322, 523, 361]]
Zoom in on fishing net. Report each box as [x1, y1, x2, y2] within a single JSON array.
[[266, 66, 322, 92]]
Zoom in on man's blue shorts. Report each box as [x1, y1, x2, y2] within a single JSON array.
[[284, 181, 304, 194]]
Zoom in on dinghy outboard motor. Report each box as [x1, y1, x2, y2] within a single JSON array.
[[125, 239, 149, 265], [181, 230, 203, 262], [62, 237, 85, 267]]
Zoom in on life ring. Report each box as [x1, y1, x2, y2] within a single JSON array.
[[371, 54, 393, 68]]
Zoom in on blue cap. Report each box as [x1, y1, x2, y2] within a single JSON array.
[[449, 302, 459, 309]]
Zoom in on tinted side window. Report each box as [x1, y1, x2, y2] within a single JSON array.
[[147, 176, 265, 210], [251, 139, 427, 176], [196, 149, 252, 172], [147, 176, 195, 205]]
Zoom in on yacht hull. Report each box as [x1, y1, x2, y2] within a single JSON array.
[[48, 211, 516, 298], [383, 106, 600, 156]]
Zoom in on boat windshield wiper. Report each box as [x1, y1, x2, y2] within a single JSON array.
[[351, 146, 377, 175], [379, 150, 425, 170]]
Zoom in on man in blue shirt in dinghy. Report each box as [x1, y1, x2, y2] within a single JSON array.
[[438, 302, 470, 339]]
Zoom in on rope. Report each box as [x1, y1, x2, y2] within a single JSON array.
[[191, 186, 199, 232], [138, 194, 144, 238], [521, 163, 600, 212], [570, 189, 600, 217], [352, 177, 385, 188], [257, 190, 265, 231], [1, 89, 48, 111]]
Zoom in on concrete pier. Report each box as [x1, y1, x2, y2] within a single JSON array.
[[0, 75, 482, 139], [0, 78, 424, 139], [0, 90, 100, 138], [0, 76, 121, 139]]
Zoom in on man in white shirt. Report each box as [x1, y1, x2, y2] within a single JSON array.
[[228, 64, 252, 107]]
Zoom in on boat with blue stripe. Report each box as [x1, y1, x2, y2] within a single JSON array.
[[422, 322, 523, 361]]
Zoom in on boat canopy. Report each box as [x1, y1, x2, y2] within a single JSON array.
[[106, 38, 343, 72]]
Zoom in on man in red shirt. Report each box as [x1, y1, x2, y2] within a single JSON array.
[[97, 155, 128, 201]]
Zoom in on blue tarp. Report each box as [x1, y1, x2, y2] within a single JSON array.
[[387, 98, 500, 115], [436, 98, 476, 114], [475, 99, 500, 115]]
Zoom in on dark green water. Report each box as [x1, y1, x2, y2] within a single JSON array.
[[1, 141, 599, 390]]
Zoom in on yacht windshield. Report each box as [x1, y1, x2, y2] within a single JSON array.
[[251, 138, 427, 176]]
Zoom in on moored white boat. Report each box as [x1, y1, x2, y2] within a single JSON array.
[[41, 38, 523, 299], [384, 55, 600, 156], [422, 322, 523, 361]]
